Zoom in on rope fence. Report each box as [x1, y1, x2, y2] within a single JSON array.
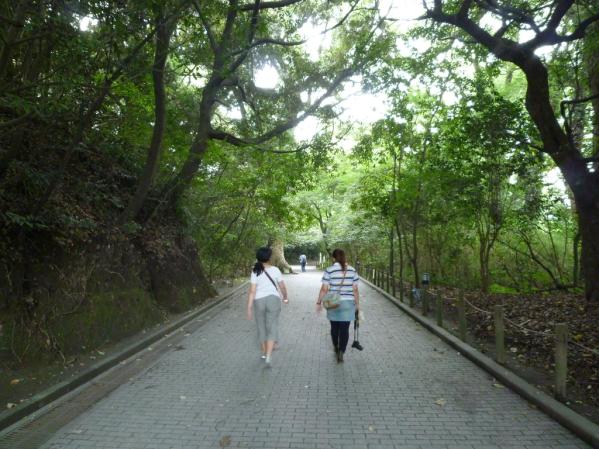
[[569, 340, 599, 357], [463, 297, 492, 316], [360, 264, 598, 402]]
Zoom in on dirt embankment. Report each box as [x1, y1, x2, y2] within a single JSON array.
[[0, 134, 218, 408]]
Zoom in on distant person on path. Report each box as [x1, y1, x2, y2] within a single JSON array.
[[316, 248, 360, 363], [247, 247, 289, 366], [299, 254, 307, 272]]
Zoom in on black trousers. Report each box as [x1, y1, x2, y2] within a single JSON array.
[[330, 321, 350, 352]]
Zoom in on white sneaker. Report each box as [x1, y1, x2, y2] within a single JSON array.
[[260, 353, 266, 359], [265, 354, 272, 367]]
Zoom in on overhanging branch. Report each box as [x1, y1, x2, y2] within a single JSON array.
[[230, 37, 305, 57], [192, 0, 217, 52], [208, 130, 310, 153], [237, 0, 303, 11]]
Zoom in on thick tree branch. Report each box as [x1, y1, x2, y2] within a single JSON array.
[[559, 12, 599, 42], [0, 112, 31, 128], [226, 0, 261, 75], [424, 1, 525, 64], [191, 0, 217, 52], [524, 3, 599, 47], [560, 92, 599, 146], [480, 0, 541, 33], [0, 14, 24, 27], [322, 0, 360, 33], [458, 0, 474, 19], [237, 0, 303, 11], [207, 130, 310, 153], [545, 0, 572, 33], [230, 37, 305, 56], [219, 0, 240, 53], [214, 68, 351, 147], [256, 67, 353, 143]]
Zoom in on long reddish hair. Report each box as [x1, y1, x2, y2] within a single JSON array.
[[331, 248, 347, 271]]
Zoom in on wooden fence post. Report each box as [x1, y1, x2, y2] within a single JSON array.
[[494, 305, 505, 365], [555, 323, 568, 400], [409, 283, 414, 307], [458, 295, 467, 341], [386, 271, 390, 292], [398, 279, 403, 302], [392, 275, 396, 297], [422, 287, 429, 316], [435, 294, 443, 327]]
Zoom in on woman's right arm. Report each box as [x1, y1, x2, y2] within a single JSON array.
[[316, 283, 329, 313], [247, 284, 257, 320]]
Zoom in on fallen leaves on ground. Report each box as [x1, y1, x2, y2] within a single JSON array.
[[429, 286, 599, 412]]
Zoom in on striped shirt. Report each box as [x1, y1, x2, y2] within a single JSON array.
[[322, 262, 359, 300]]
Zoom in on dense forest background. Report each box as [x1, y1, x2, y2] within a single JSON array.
[[1, 0, 598, 374]]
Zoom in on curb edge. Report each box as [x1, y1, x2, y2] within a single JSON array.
[[0, 281, 249, 432]]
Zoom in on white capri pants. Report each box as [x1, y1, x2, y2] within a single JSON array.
[[253, 295, 281, 342]]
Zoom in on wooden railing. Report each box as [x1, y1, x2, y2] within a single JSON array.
[[359, 264, 598, 402]]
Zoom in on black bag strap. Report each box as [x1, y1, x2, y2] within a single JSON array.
[[334, 270, 347, 291], [263, 269, 279, 290]]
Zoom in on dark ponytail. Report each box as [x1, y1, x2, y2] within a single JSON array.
[[253, 247, 272, 276], [331, 248, 347, 271]]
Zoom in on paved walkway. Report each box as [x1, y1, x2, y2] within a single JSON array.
[[40, 267, 589, 449]]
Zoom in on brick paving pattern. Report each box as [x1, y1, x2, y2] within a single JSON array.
[[40, 267, 589, 449]]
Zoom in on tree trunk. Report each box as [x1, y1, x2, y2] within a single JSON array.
[[0, 0, 30, 82], [269, 238, 293, 273], [313, 205, 331, 255], [396, 221, 405, 301], [573, 231, 581, 286], [585, 24, 599, 159], [120, 10, 175, 224], [389, 226, 394, 279], [410, 216, 420, 288], [30, 23, 164, 218], [151, 80, 220, 217], [520, 56, 599, 301], [397, 222, 404, 302], [578, 204, 599, 301], [425, 5, 599, 300], [479, 243, 490, 293]]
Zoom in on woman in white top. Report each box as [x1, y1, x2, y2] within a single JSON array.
[[247, 247, 289, 366]]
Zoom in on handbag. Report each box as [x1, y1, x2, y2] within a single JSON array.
[[322, 270, 347, 310]]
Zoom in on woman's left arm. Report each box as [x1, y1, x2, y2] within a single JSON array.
[[278, 281, 289, 303], [247, 284, 257, 320], [353, 284, 360, 310]]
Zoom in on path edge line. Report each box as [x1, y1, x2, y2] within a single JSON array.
[[0, 282, 249, 432], [362, 278, 599, 448]]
